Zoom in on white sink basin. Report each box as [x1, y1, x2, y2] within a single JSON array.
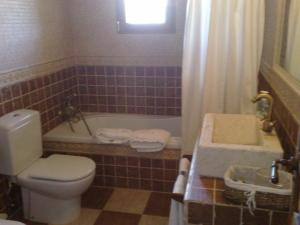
[[195, 113, 283, 178]]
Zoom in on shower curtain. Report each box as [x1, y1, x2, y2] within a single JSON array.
[[285, 0, 300, 80], [182, 0, 265, 154]]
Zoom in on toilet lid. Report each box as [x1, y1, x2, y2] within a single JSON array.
[[28, 154, 96, 182], [0, 219, 25, 225]]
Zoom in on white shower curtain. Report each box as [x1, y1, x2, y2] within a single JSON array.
[[182, 0, 265, 154], [285, 0, 300, 80]]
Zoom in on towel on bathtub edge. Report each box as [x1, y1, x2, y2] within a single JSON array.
[[94, 128, 133, 144], [130, 129, 171, 152]]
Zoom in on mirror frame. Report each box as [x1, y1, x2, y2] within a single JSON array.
[[260, 0, 300, 124], [273, 0, 300, 94]]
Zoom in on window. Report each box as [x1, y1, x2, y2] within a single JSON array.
[[117, 0, 176, 34]]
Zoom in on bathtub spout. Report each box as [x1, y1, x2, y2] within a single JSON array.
[[59, 94, 93, 136], [68, 120, 76, 133], [78, 110, 93, 136]]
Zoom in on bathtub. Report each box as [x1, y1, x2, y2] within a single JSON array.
[[43, 113, 182, 149]]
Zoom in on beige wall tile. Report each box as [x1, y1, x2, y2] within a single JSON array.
[[0, 0, 73, 74]]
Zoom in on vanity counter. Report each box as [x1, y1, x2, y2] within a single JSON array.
[[184, 162, 290, 225]]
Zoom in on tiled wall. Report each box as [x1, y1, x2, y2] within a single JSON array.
[[258, 74, 299, 158], [76, 65, 182, 116], [0, 0, 75, 131], [92, 154, 178, 192], [43, 142, 181, 192], [0, 67, 77, 134], [0, 0, 73, 74]]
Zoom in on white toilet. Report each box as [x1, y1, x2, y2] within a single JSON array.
[[0, 219, 25, 225], [0, 110, 96, 224]]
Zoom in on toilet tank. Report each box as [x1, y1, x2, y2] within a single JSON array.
[[0, 110, 43, 176]]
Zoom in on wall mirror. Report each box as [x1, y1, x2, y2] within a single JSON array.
[[279, 0, 300, 82]]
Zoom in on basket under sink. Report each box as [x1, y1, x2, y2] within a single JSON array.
[[223, 165, 293, 210]]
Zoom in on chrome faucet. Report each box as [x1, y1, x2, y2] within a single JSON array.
[[252, 91, 276, 133], [271, 156, 298, 184], [58, 94, 93, 136], [58, 94, 80, 123]]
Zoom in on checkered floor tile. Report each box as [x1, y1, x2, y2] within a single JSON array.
[[20, 187, 171, 225]]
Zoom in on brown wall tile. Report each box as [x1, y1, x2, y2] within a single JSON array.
[[45, 148, 178, 193], [76, 65, 182, 116], [0, 67, 77, 135]]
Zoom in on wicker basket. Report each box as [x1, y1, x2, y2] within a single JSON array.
[[223, 165, 292, 211]]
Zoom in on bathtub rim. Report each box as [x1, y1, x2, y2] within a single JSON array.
[[43, 113, 182, 149], [80, 112, 182, 120]]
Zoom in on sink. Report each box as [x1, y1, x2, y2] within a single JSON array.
[[195, 113, 283, 178]]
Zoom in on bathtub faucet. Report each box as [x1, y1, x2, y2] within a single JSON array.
[[58, 94, 93, 136], [59, 94, 80, 123], [252, 91, 276, 133]]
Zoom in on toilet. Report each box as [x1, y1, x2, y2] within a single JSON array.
[[0, 110, 96, 224], [0, 219, 25, 225]]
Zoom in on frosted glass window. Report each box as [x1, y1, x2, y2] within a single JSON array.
[[124, 0, 168, 24], [117, 0, 175, 33]]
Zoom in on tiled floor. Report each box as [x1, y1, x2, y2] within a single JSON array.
[[22, 187, 171, 225]]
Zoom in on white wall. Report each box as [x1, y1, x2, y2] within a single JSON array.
[[0, 0, 73, 74], [69, 0, 186, 66], [0, 0, 186, 74]]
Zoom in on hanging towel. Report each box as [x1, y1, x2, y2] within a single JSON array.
[[130, 129, 171, 152], [168, 175, 187, 225], [95, 128, 133, 144]]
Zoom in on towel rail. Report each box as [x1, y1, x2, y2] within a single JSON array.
[[170, 157, 191, 203]]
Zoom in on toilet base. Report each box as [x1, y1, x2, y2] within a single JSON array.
[[21, 188, 81, 224]]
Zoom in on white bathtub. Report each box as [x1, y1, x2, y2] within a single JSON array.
[[44, 113, 182, 149]]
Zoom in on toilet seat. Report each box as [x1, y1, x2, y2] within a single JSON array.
[[24, 154, 95, 182], [17, 155, 96, 224]]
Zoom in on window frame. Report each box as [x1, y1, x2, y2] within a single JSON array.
[[116, 0, 176, 34]]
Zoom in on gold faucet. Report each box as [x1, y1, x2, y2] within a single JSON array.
[[252, 91, 276, 133]]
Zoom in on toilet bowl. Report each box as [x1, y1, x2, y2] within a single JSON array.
[[0, 110, 96, 225], [17, 154, 95, 224], [0, 219, 25, 225]]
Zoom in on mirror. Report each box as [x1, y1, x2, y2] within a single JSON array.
[[279, 0, 300, 81]]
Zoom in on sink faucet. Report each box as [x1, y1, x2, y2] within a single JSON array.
[[271, 156, 298, 184], [252, 90, 276, 133]]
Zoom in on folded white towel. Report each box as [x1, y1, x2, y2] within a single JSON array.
[[95, 128, 132, 144], [130, 129, 171, 152]]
